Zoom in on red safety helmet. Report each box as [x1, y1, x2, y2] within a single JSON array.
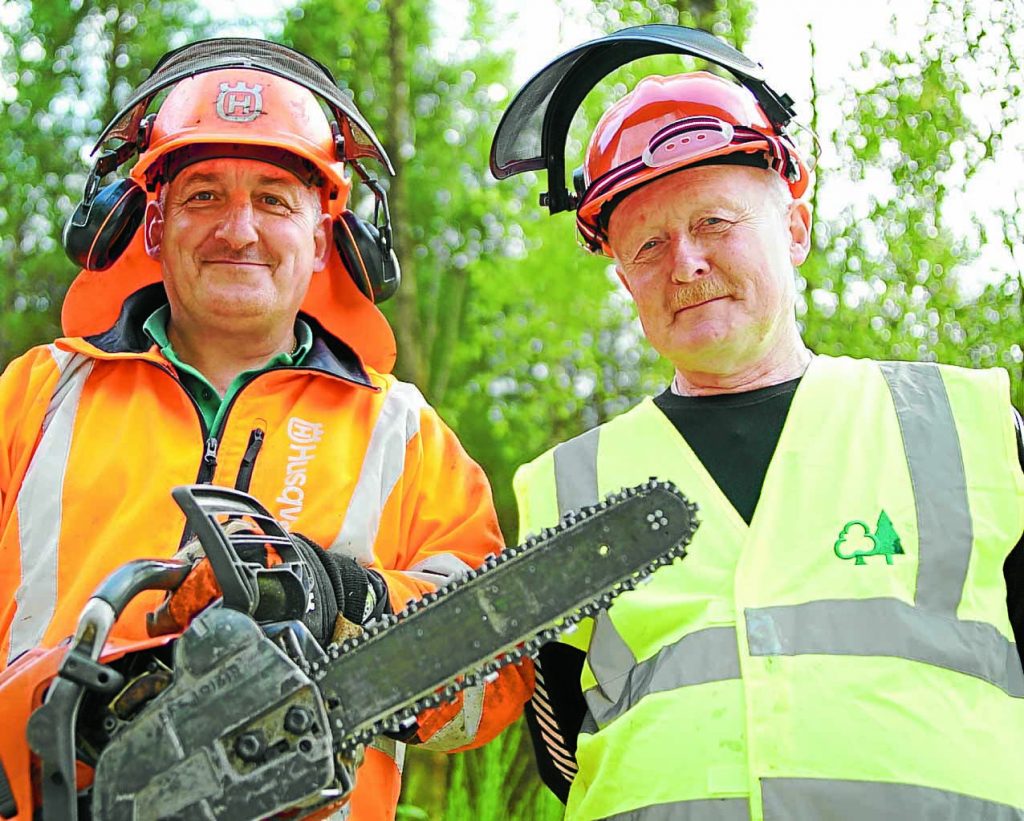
[[576, 72, 810, 255]]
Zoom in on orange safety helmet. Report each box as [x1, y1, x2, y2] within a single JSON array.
[[129, 68, 351, 207], [576, 71, 810, 255]]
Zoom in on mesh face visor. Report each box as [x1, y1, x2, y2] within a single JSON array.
[[489, 24, 796, 214], [94, 38, 394, 174]]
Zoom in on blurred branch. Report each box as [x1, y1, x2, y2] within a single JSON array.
[[807, 18, 821, 252], [427, 266, 469, 405]]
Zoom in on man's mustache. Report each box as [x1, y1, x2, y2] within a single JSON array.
[[669, 279, 729, 311]]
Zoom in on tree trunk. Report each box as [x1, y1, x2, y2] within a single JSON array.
[[384, 0, 423, 385]]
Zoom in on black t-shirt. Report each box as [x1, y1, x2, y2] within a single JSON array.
[[652, 378, 798, 523], [525, 379, 1024, 803]]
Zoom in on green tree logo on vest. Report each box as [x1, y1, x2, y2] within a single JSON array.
[[834, 510, 905, 565]]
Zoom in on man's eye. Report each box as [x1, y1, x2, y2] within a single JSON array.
[[263, 194, 289, 208], [188, 191, 214, 202]]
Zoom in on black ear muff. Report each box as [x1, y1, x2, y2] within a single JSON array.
[[62, 178, 146, 271], [334, 210, 401, 303]]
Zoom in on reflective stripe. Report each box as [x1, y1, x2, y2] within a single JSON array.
[[607, 798, 751, 820], [403, 552, 473, 586], [553, 428, 743, 727], [369, 737, 406, 775], [761, 778, 1024, 820], [42, 349, 93, 435], [330, 381, 426, 563], [745, 361, 1023, 697], [10, 348, 93, 662], [587, 611, 637, 702], [879, 361, 971, 613], [585, 627, 741, 727], [396, 552, 481, 749], [745, 597, 1024, 696], [552, 427, 650, 725], [553, 427, 600, 514]]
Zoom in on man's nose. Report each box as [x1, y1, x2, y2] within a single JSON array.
[[213, 199, 259, 247], [669, 235, 710, 283]]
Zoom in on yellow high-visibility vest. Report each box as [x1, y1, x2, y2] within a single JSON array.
[[514, 356, 1024, 820]]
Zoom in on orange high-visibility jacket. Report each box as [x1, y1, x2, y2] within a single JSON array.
[[0, 284, 531, 820]]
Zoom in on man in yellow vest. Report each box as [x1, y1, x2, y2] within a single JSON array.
[[498, 27, 1024, 820]]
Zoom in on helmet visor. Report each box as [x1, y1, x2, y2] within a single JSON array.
[[96, 38, 395, 175], [490, 24, 768, 181]]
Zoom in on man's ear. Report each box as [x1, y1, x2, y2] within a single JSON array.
[[144, 199, 164, 261], [788, 200, 812, 266], [312, 212, 332, 273]]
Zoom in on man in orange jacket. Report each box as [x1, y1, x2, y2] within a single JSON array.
[[0, 39, 530, 819]]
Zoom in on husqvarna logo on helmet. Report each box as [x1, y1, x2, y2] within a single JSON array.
[[216, 81, 263, 122]]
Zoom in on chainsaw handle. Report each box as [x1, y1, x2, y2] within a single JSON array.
[[171, 484, 294, 616], [60, 559, 190, 661], [93, 559, 191, 619]]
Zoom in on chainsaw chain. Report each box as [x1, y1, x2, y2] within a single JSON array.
[[304, 478, 697, 755]]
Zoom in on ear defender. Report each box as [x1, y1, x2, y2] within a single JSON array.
[[62, 161, 404, 304], [333, 210, 402, 304], [62, 177, 147, 272]]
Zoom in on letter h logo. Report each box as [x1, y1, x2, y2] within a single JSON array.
[[216, 82, 263, 123]]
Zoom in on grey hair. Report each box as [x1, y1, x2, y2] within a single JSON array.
[[764, 169, 795, 214]]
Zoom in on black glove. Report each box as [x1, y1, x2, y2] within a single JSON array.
[[150, 529, 389, 647], [287, 533, 391, 645]]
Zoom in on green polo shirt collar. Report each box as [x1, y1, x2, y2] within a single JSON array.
[[143, 304, 313, 433]]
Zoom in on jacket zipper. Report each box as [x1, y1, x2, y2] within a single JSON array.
[[234, 428, 265, 493], [203, 360, 369, 490], [197, 435, 220, 485], [121, 359, 366, 546]]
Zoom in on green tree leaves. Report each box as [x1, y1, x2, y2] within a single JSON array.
[[799, 0, 1023, 410], [0, 0, 211, 364]]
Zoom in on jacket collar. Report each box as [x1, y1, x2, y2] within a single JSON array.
[[83, 283, 375, 388]]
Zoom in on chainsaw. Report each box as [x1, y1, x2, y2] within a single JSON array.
[[8, 479, 697, 820]]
